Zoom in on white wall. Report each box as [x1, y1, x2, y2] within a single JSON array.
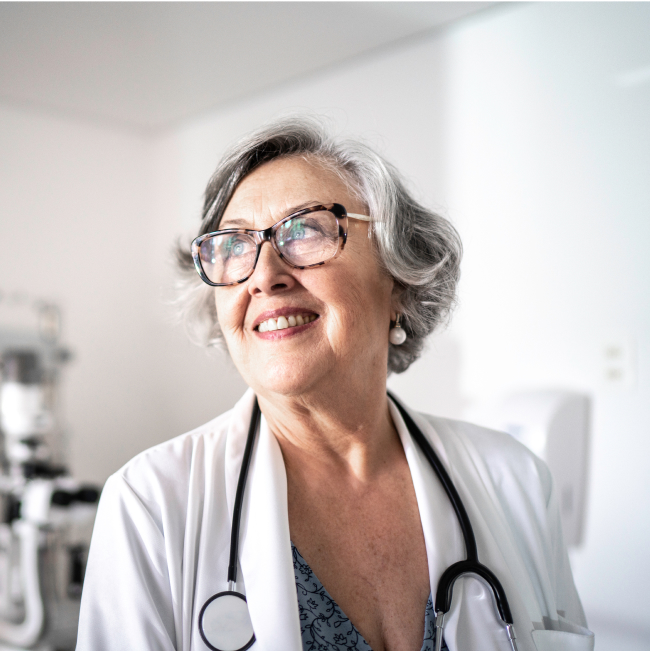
[[0, 105, 247, 482], [0, 105, 155, 480], [442, 4, 650, 642], [1, 2, 648, 645]]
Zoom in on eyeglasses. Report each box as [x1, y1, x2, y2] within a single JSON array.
[[192, 203, 371, 287]]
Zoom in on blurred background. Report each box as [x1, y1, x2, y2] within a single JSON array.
[[0, 2, 648, 649]]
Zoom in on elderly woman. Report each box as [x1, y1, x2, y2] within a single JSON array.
[[77, 118, 593, 651]]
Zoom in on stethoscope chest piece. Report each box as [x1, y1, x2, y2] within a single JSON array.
[[198, 591, 255, 651]]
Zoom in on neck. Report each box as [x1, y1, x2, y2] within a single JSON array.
[[257, 376, 402, 485]]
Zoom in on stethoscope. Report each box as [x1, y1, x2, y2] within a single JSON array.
[[198, 395, 519, 651]]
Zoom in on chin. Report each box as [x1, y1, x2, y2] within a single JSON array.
[[251, 359, 324, 397]]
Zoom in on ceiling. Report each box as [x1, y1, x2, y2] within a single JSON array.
[[0, 2, 495, 132]]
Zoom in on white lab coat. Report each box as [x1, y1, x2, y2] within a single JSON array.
[[77, 389, 594, 651]]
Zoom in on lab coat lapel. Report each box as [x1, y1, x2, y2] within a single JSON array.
[[432, 419, 539, 651], [236, 401, 302, 651], [388, 399, 465, 611], [389, 400, 535, 651]]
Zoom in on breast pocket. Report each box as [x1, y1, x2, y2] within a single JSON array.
[[532, 629, 595, 651]]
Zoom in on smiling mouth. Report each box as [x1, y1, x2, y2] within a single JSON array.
[[257, 313, 318, 332]]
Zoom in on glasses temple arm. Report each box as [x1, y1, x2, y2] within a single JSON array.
[[347, 213, 372, 222]]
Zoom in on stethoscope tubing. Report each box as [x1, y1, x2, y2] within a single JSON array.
[[388, 393, 515, 626], [228, 400, 261, 585], [388, 393, 479, 563]]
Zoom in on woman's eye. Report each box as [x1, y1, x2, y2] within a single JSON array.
[[288, 219, 320, 240], [225, 237, 248, 257]]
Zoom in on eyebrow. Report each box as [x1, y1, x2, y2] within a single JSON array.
[[218, 201, 323, 230], [217, 217, 248, 229]]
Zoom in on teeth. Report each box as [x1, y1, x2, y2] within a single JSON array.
[[257, 313, 316, 332]]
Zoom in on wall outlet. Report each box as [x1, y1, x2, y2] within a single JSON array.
[[601, 338, 636, 391]]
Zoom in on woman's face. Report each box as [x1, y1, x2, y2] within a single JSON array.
[[214, 156, 395, 398]]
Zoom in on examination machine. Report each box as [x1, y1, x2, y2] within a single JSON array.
[[0, 295, 98, 651]]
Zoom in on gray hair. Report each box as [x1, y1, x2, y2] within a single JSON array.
[[175, 116, 462, 374]]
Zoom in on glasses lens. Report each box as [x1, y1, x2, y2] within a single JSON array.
[[199, 232, 257, 284], [275, 211, 340, 267]]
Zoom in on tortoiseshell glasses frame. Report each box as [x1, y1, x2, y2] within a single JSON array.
[[191, 203, 371, 287]]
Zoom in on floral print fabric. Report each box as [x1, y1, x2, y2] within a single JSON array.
[[292, 542, 445, 651]]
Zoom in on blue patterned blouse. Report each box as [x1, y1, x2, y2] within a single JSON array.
[[292, 543, 446, 651]]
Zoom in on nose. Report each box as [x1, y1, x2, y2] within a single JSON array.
[[247, 240, 297, 296]]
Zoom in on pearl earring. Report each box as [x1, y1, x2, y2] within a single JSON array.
[[389, 313, 407, 345]]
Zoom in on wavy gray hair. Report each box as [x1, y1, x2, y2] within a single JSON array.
[[175, 116, 462, 374]]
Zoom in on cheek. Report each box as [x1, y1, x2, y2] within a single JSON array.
[[214, 289, 247, 337], [342, 232, 394, 317], [324, 270, 393, 342]]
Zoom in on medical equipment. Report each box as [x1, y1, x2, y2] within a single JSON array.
[[198, 395, 519, 651], [0, 295, 99, 651]]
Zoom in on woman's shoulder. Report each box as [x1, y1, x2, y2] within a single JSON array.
[[418, 412, 553, 506], [104, 407, 234, 511]]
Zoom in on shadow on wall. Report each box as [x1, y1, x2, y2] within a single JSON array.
[[387, 332, 467, 420]]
